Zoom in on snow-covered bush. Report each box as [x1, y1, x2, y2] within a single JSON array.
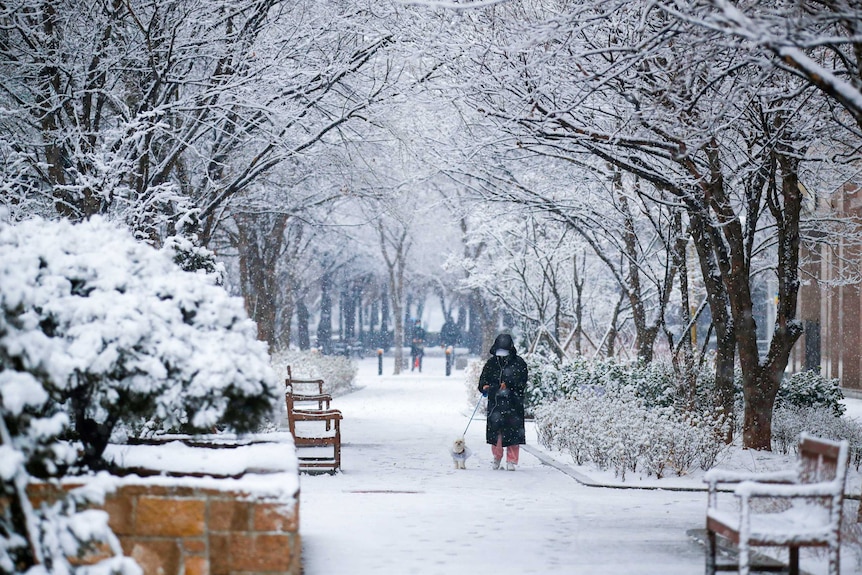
[[530, 356, 729, 480], [1, 222, 138, 575], [463, 358, 487, 412], [775, 371, 845, 417], [531, 354, 861, 480], [525, 353, 604, 406], [524, 352, 564, 407], [270, 349, 357, 396], [163, 233, 225, 283], [0, 216, 279, 469], [527, 355, 701, 410], [534, 383, 727, 480], [771, 405, 862, 466]]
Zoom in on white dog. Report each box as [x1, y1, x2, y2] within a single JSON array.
[[450, 437, 473, 469]]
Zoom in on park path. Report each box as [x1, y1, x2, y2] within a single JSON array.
[[297, 353, 708, 575]]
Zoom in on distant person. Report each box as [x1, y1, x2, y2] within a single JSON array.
[[410, 319, 425, 372], [440, 316, 459, 349], [440, 315, 459, 375], [478, 333, 527, 470]]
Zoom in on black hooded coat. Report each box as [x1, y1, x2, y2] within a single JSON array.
[[478, 334, 528, 447]]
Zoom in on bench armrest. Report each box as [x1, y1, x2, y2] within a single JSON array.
[[705, 468, 798, 508], [735, 480, 843, 499], [704, 468, 798, 486], [292, 409, 342, 421], [287, 378, 325, 394], [290, 392, 332, 401]]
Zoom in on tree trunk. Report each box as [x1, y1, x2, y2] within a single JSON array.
[[370, 298, 379, 349], [381, 289, 390, 348], [318, 271, 333, 355], [466, 291, 499, 356], [277, 285, 294, 351], [378, 223, 409, 375], [669, 212, 698, 409], [234, 213, 287, 351], [296, 294, 310, 350], [741, 366, 779, 450], [572, 253, 586, 355], [688, 208, 736, 440], [738, 148, 805, 449], [389, 270, 404, 375], [601, 291, 626, 358], [617, 184, 655, 362]]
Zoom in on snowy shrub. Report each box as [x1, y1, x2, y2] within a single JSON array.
[[524, 351, 564, 407], [771, 405, 862, 466], [163, 232, 225, 283], [270, 349, 357, 396], [1, 228, 138, 575], [532, 358, 729, 480], [526, 355, 698, 411], [463, 358, 487, 411], [775, 371, 845, 417], [0, 216, 280, 469], [534, 385, 728, 480]]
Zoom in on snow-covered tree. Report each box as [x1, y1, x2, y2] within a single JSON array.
[[673, 0, 862, 136], [0, 0, 395, 243], [419, 0, 855, 448], [0, 214, 279, 469], [0, 216, 139, 575]]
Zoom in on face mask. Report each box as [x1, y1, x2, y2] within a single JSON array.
[[495, 349, 510, 357]]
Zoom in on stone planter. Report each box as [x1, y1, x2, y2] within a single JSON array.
[[32, 432, 301, 575]]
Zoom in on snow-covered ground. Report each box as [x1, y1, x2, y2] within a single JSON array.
[[298, 354, 862, 575]]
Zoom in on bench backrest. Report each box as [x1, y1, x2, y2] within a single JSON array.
[[286, 365, 325, 394], [797, 433, 848, 485]]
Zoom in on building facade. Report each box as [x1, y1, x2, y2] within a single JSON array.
[[788, 183, 862, 390]]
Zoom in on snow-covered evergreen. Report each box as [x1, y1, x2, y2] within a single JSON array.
[[0, 214, 280, 467]]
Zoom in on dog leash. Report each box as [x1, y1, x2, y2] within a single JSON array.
[[463, 395, 483, 437]]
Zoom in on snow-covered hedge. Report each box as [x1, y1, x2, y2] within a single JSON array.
[[1, 217, 141, 574], [525, 353, 684, 410], [534, 385, 727, 480], [529, 355, 861, 478], [463, 358, 487, 412], [0, 215, 280, 468], [528, 354, 729, 479], [271, 349, 357, 396], [774, 370, 845, 417], [771, 405, 862, 467]]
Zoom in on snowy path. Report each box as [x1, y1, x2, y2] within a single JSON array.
[[298, 355, 709, 575]]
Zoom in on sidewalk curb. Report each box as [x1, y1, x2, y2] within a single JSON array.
[[523, 445, 862, 500], [524, 444, 716, 493]]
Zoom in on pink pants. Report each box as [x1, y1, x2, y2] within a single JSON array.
[[491, 433, 519, 464]]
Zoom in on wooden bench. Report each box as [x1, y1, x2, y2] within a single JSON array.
[[704, 433, 849, 575], [286, 365, 332, 411], [285, 367, 342, 474]]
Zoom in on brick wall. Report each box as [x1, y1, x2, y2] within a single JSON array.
[[25, 477, 300, 575], [104, 482, 300, 575], [22, 436, 301, 575]]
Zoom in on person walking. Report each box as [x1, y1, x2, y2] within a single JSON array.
[[478, 333, 528, 471], [440, 315, 459, 349], [410, 319, 425, 372]]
